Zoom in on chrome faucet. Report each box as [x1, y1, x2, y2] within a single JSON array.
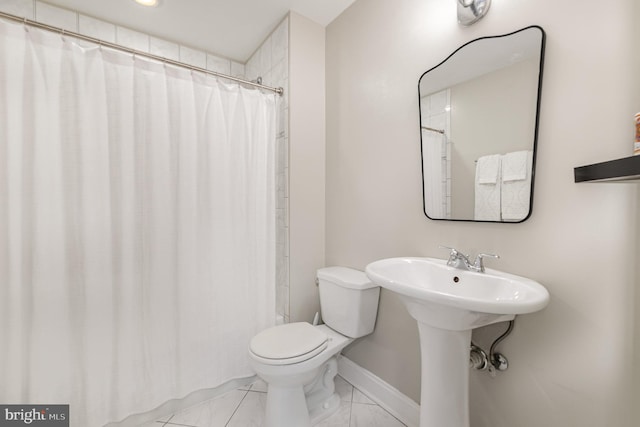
[[441, 246, 471, 270], [439, 246, 499, 273]]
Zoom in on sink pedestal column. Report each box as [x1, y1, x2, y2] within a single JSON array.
[[417, 322, 471, 427]]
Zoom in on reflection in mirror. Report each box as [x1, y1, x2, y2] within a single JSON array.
[[419, 26, 545, 222]]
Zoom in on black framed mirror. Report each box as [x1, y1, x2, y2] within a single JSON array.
[[419, 26, 545, 222]]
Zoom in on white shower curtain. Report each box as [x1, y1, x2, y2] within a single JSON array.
[[423, 130, 447, 218], [0, 19, 276, 426]]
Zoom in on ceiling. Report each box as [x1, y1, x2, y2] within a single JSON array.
[[42, 0, 356, 62]]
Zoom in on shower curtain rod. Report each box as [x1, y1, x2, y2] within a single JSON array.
[[422, 126, 446, 135], [0, 11, 284, 96]]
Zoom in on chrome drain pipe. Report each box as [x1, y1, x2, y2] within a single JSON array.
[[469, 343, 488, 370]]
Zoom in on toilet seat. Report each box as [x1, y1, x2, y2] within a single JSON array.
[[250, 322, 328, 366]]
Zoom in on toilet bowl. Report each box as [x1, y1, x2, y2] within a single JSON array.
[[249, 267, 380, 427]]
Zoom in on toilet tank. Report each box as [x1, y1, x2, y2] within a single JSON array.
[[317, 266, 380, 338]]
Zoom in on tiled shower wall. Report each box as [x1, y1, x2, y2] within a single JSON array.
[[421, 89, 451, 218], [0, 0, 246, 75], [0, 0, 290, 324], [245, 17, 290, 324]]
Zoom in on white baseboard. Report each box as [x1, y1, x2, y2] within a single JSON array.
[[337, 356, 420, 427]]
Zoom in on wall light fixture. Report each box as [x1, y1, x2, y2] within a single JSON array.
[[457, 0, 490, 26]]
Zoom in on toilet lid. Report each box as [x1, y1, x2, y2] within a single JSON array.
[[250, 322, 328, 365]]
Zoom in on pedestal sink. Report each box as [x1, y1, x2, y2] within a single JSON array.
[[365, 257, 549, 427]]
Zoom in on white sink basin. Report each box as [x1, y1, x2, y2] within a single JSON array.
[[366, 257, 548, 319], [365, 257, 550, 427]]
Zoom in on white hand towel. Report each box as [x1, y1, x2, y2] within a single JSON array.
[[502, 150, 529, 182], [501, 151, 533, 221], [474, 154, 502, 221], [476, 154, 501, 184]]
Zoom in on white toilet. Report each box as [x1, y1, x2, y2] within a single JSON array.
[[248, 266, 380, 427]]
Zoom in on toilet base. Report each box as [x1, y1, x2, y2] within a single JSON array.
[[250, 325, 354, 427], [265, 383, 312, 427], [263, 357, 341, 427], [306, 357, 341, 424], [309, 392, 341, 425]]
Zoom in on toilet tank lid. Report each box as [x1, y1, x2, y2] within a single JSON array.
[[317, 266, 377, 290]]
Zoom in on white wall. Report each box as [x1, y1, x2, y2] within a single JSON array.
[[245, 12, 327, 326], [289, 12, 326, 323], [326, 0, 639, 426], [633, 1, 640, 423]]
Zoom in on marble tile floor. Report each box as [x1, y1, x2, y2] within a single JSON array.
[[139, 375, 407, 427]]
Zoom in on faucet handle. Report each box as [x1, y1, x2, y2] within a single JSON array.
[[473, 253, 500, 273], [438, 245, 458, 255], [438, 245, 460, 262]]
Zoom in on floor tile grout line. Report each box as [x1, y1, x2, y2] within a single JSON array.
[[247, 380, 268, 393], [155, 413, 174, 426], [224, 388, 251, 427], [346, 382, 354, 426], [349, 401, 408, 427], [162, 422, 198, 427], [353, 386, 376, 405]]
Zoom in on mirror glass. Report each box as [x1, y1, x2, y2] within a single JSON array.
[[419, 26, 545, 222]]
